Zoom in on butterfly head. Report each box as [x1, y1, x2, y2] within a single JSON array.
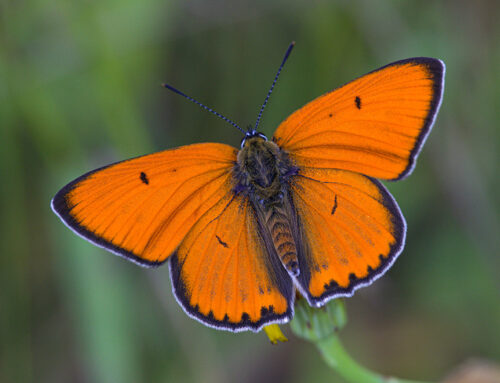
[[240, 129, 268, 149]]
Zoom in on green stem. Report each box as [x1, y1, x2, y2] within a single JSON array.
[[315, 335, 431, 383], [290, 300, 433, 383]]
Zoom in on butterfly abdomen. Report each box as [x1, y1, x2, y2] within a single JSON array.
[[263, 204, 299, 276]]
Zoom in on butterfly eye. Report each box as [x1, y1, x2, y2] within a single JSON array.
[[257, 132, 268, 141]]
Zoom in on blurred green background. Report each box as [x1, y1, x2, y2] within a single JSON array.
[[1, 1, 499, 382]]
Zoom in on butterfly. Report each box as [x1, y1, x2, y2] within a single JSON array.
[[52, 42, 445, 332]]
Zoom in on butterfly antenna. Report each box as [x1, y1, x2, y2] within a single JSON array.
[[253, 41, 295, 132], [162, 83, 245, 134]]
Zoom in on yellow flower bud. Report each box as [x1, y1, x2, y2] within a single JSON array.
[[263, 324, 288, 344]]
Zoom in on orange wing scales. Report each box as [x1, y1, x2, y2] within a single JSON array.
[[291, 168, 406, 306], [51, 143, 238, 267], [169, 195, 294, 332], [274, 58, 445, 180]]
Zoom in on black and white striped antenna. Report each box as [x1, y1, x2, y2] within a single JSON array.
[[253, 41, 295, 132]]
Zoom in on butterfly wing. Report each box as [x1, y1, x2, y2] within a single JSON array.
[[290, 168, 405, 306], [169, 193, 294, 331], [274, 58, 445, 180], [51, 143, 238, 266]]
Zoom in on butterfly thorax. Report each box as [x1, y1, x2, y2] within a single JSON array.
[[235, 135, 300, 276], [235, 135, 297, 201]]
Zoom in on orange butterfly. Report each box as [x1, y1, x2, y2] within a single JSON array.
[[52, 43, 445, 332]]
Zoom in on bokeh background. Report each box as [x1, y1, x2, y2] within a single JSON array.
[[1, 1, 499, 382]]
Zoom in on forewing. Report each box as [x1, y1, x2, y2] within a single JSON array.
[[274, 58, 445, 180], [170, 194, 294, 332], [290, 168, 405, 306], [51, 143, 237, 266]]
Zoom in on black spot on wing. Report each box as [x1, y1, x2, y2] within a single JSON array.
[[323, 279, 339, 291], [355, 96, 361, 109], [140, 172, 149, 185], [331, 195, 338, 215], [260, 305, 276, 318], [215, 235, 229, 248]]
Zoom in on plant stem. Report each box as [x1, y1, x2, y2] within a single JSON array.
[[316, 334, 432, 383]]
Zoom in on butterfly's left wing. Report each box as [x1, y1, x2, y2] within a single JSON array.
[[289, 167, 405, 306], [170, 193, 294, 332]]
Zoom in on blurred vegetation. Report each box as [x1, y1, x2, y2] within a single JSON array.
[[1, 1, 499, 382]]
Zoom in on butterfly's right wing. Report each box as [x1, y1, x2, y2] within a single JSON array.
[[52, 143, 238, 266], [274, 58, 445, 180]]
